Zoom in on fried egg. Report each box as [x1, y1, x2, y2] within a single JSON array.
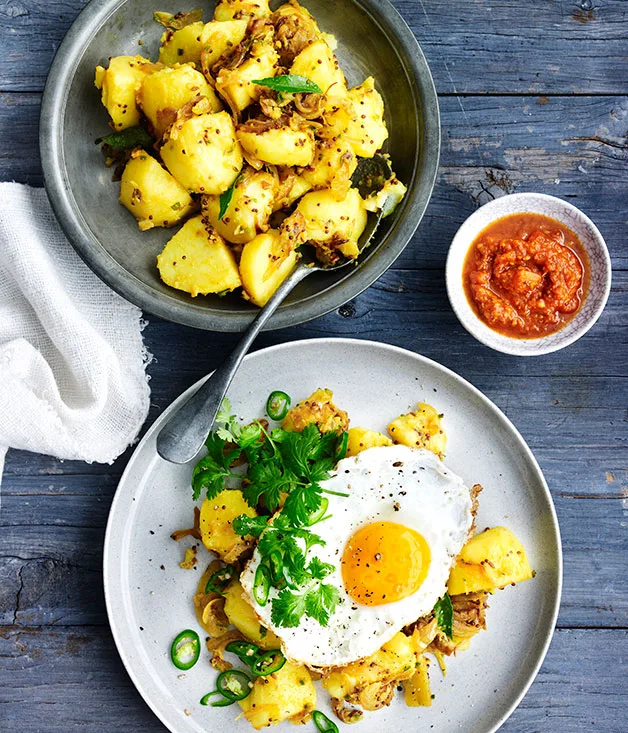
[[240, 445, 473, 668]]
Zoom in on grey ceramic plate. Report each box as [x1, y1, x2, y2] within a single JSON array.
[[104, 338, 562, 733], [40, 0, 440, 332]]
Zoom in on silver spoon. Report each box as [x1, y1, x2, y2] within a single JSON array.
[[156, 213, 382, 464]]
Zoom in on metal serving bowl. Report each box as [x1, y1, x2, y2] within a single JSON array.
[[40, 0, 440, 332]]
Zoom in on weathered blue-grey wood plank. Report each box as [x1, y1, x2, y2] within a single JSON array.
[[2, 0, 627, 94], [0, 627, 626, 732], [3, 92, 627, 269], [2, 494, 626, 628]]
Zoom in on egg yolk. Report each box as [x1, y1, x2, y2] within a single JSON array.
[[341, 521, 431, 606]]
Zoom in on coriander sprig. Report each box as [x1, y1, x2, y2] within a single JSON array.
[[191, 397, 349, 628]]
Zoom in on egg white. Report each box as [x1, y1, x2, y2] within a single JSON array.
[[240, 445, 473, 668]]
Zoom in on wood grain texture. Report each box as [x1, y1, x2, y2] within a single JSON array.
[[0, 627, 627, 732], [1, 0, 627, 94]]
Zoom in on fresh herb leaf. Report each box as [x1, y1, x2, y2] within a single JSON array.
[[434, 593, 454, 640], [305, 583, 339, 627], [233, 514, 269, 538], [218, 179, 237, 221], [351, 154, 393, 198], [153, 9, 203, 30], [271, 589, 307, 628], [307, 556, 335, 581], [95, 125, 153, 150], [252, 74, 322, 95], [282, 481, 323, 527]]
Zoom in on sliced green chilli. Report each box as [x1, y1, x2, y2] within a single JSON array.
[[205, 564, 236, 594], [216, 669, 253, 700], [312, 710, 339, 733], [253, 563, 271, 606], [225, 640, 260, 664], [170, 629, 201, 670], [200, 690, 223, 706], [251, 649, 286, 677], [307, 497, 329, 526], [334, 431, 349, 461], [210, 695, 236, 707], [266, 390, 291, 421]]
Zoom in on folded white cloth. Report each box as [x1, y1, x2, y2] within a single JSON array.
[[0, 183, 151, 482]]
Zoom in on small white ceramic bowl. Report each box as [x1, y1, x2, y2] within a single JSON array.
[[446, 193, 612, 356]]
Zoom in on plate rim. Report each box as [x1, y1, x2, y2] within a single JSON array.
[[103, 337, 563, 732]]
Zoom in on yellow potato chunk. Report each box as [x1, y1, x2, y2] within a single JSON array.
[[94, 55, 152, 131], [157, 215, 242, 297], [283, 388, 349, 434], [119, 150, 194, 231], [201, 168, 275, 245], [200, 19, 249, 73], [161, 111, 243, 194], [322, 632, 415, 700], [239, 230, 298, 307], [324, 77, 388, 158], [403, 655, 432, 707], [363, 174, 408, 217], [199, 489, 256, 562], [223, 581, 281, 649], [138, 64, 222, 138], [300, 137, 357, 201], [215, 35, 278, 112], [288, 188, 367, 260], [158, 21, 205, 66], [388, 402, 447, 458], [447, 527, 534, 595], [346, 427, 393, 457], [272, 173, 312, 212], [237, 124, 315, 167], [214, 0, 270, 22], [239, 661, 316, 730], [290, 38, 346, 95]]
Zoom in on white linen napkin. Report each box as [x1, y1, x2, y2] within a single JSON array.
[[0, 182, 151, 482]]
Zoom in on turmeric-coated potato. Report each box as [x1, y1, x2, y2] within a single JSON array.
[[138, 64, 222, 138], [290, 38, 346, 96], [94, 55, 152, 131], [388, 402, 447, 458], [283, 388, 349, 434], [119, 150, 194, 230], [288, 187, 367, 260], [346, 427, 393, 457], [200, 19, 249, 73], [201, 168, 275, 245], [239, 230, 298, 306], [322, 632, 415, 701], [223, 581, 281, 649], [447, 526, 534, 595], [403, 655, 432, 707], [300, 137, 357, 201], [215, 35, 278, 112], [157, 215, 242, 297], [239, 661, 316, 730], [237, 124, 315, 167], [158, 21, 205, 66], [161, 111, 242, 194], [199, 489, 257, 562], [324, 77, 388, 158], [214, 0, 271, 22]]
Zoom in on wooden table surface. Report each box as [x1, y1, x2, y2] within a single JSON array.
[[1, 1, 627, 731]]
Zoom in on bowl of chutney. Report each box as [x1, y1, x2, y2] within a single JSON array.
[[446, 192, 611, 356]]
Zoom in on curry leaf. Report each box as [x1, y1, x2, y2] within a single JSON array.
[[153, 9, 203, 30], [253, 74, 322, 95], [95, 125, 153, 150], [434, 593, 454, 640]]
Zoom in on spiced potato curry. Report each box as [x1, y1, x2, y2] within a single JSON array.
[[94, 1, 406, 306]]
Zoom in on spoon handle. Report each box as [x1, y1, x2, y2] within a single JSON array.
[[156, 261, 313, 464]]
